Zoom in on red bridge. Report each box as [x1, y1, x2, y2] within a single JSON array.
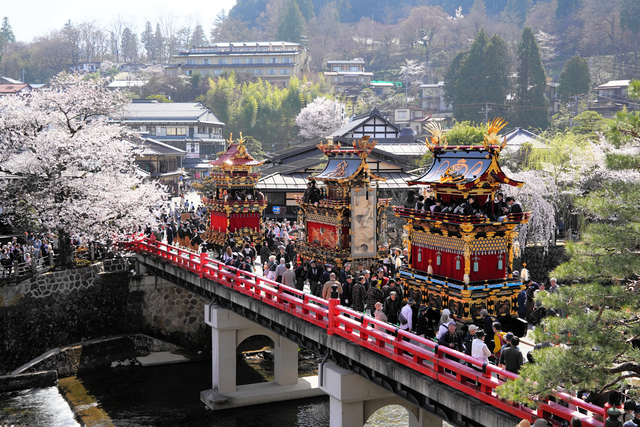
[[127, 237, 605, 427]]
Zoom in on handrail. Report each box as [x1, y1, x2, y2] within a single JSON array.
[[392, 206, 532, 225], [129, 236, 604, 427]]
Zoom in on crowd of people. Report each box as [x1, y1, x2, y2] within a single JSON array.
[[1, 232, 56, 278], [405, 190, 523, 222]]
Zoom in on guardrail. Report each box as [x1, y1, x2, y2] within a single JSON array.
[[392, 206, 532, 225], [129, 237, 605, 427]]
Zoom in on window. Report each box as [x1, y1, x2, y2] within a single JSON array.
[[166, 127, 187, 136], [281, 57, 291, 63], [334, 77, 340, 82], [232, 58, 241, 64], [350, 66, 360, 71], [148, 126, 156, 136], [332, 66, 342, 71], [214, 70, 222, 75], [202, 59, 211, 65], [254, 69, 263, 75], [269, 58, 278, 64], [398, 111, 407, 119], [201, 70, 209, 75], [185, 59, 197, 65], [255, 58, 265, 64], [167, 69, 177, 76], [344, 77, 357, 83], [267, 69, 277, 75], [280, 69, 290, 75], [218, 59, 227, 64], [245, 58, 254, 64], [266, 193, 286, 205], [185, 70, 193, 76]]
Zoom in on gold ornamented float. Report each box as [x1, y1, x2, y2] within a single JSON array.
[[197, 134, 267, 250], [393, 119, 532, 323], [295, 136, 390, 268]]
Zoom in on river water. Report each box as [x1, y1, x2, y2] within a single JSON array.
[[0, 360, 418, 427]]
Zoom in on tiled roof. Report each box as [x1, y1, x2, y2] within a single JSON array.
[[117, 101, 224, 124]]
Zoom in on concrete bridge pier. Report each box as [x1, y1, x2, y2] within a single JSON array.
[[320, 362, 443, 427], [201, 303, 323, 410]]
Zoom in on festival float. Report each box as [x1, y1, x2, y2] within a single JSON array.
[[197, 134, 267, 254], [295, 136, 391, 268], [393, 119, 532, 324]]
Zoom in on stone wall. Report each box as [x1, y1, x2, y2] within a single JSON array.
[[0, 258, 134, 374], [513, 243, 568, 284], [128, 274, 210, 350]]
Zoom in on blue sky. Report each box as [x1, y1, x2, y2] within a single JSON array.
[[7, 0, 237, 43]]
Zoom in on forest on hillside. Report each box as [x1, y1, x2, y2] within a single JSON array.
[[0, 0, 638, 85]]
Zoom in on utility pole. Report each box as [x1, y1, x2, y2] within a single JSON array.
[[479, 103, 491, 125]]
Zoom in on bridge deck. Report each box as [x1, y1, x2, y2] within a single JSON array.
[[128, 238, 605, 427]]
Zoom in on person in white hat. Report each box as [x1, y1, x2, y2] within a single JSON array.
[[436, 308, 452, 340]]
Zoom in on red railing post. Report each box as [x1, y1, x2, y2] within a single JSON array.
[[327, 284, 339, 335], [199, 252, 208, 278]]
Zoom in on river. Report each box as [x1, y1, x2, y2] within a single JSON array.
[[0, 359, 420, 426]]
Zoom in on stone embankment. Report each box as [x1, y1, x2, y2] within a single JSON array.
[[0, 256, 210, 378]]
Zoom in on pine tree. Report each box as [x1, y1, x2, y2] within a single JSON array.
[[0, 17, 15, 47], [497, 115, 640, 403], [190, 24, 208, 46], [514, 27, 549, 129], [453, 29, 510, 123], [121, 28, 138, 62], [154, 24, 164, 63], [276, 0, 307, 43], [141, 21, 155, 61], [558, 55, 590, 100]]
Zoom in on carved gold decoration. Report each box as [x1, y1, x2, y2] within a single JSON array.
[[483, 117, 508, 151], [425, 121, 448, 150], [460, 223, 474, 233], [353, 135, 377, 155]]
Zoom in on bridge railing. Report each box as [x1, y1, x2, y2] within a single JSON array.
[[130, 237, 604, 427]]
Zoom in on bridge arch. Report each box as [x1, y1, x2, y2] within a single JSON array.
[[364, 400, 420, 425]]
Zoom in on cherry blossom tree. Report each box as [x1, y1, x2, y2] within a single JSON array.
[[0, 73, 167, 267], [296, 97, 348, 140]]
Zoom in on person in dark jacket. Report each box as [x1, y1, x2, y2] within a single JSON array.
[[294, 263, 308, 292], [351, 275, 367, 312], [340, 275, 354, 307], [384, 291, 402, 324], [166, 224, 174, 246], [365, 279, 384, 315], [416, 305, 435, 339], [306, 260, 323, 297], [259, 241, 271, 266], [480, 309, 497, 353]]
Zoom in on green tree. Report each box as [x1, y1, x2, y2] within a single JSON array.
[[452, 29, 510, 123], [571, 110, 605, 140], [555, 0, 582, 19], [513, 27, 549, 130], [200, 73, 329, 151], [497, 115, 640, 405], [629, 80, 640, 100], [0, 17, 15, 46], [190, 24, 208, 46], [445, 121, 486, 145], [141, 21, 156, 61], [121, 27, 138, 62], [276, 0, 306, 43], [558, 55, 590, 100]]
